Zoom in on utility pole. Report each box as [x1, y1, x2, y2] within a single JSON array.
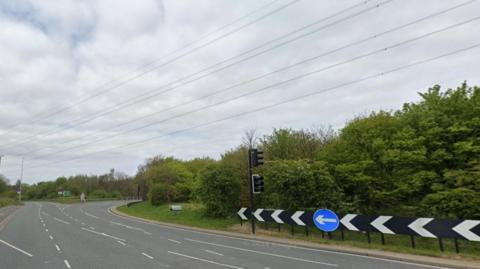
[[248, 148, 255, 234], [19, 157, 24, 201]]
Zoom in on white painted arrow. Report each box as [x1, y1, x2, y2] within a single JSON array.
[[315, 215, 338, 225], [253, 209, 264, 222], [237, 208, 248, 220], [371, 216, 394, 234], [340, 214, 359, 231], [291, 211, 305, 226], [271, 210, 284, 224], [408, 218, 436, 238], [453, 220, 480, 241]]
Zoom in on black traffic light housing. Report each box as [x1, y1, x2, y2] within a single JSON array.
[[250, 149, 264, 167], [252, 174, 264, 194]]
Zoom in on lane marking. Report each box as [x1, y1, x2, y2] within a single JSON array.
[[49, 235, 53, 240], [41, 212, 49, 216], [85, 212, 99, 219], [168, 239, 181, 244], [81, 227, 126, 241], [204, 249, 224, 256], [110, 221, 152, 234], [141, 252, 154, 259], [89, 227, 95, 230], [55, 244, 61, 252], [117, 240, 126, 246], [45, 229, 49, 232], [43, 224, 46, 227], [0, 239, 33, 257], [108, 205, 450, 269], [184, 238, 337, 267], [168, 251, 242, 269], [64, 259, 71, 268], [54, 217, 71, 225], [81, 222, 85, 225]]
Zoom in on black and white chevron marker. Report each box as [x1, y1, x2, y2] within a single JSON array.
[[238, 208, 480, 241]]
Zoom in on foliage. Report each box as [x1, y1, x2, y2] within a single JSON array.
[[149, 183, 167, 206]]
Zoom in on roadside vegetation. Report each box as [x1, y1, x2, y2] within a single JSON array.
[[0, 175, 22, 207]]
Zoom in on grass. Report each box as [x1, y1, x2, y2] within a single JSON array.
[[118, 201, 480, 261], [0, 197, 22, 207], [118, 202, 238, 230]]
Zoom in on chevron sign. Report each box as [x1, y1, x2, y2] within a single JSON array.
[[238, 208, 480, 241]]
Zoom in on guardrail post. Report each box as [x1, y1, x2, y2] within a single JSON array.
[[410, 235, 416, 249], [438, 238, 444, 252], [366, 230, 371, 244], [277, 223, 281, 232], [327, 232, 332, 240], [305, 225, 308, 236], [380, 233, 385, 245], [291, 224, 294, 236], [340, 227, 345, 241], [454, 238, 460, 253]]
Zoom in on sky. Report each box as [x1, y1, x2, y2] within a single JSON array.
[[0, 0, 479, 183]]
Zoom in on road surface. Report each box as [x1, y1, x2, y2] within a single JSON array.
[[0, 202, 450, 269]]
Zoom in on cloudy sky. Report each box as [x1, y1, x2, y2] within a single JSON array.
[[0, 0, 479, 183]]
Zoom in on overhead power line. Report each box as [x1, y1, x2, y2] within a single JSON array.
[[0, 0, 382, 151], [0, 0, 296, 136]]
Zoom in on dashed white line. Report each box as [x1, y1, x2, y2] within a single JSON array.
[[49, 235, 53, 240], [168, 251, 242, 269], [89, 227, 95, 230], [184, 238, 338, 267], [54, 217, 71, 225], [0, 239, 33, 257], [55, 244, 61, 252], [168, 239, 181, 244], [204, 249, 224, 256], [141, 252, 154, 259], [81, 222, 85, 225], [42, 224, 46, 227], [117, 240, 126, 246], [85, 212, 99, 219], [81, 227, 126, 241], [64, 259, 71, 268], [45, 229, 49, 232]]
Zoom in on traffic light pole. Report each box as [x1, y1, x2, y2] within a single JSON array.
[[248, 149, 256, 234]]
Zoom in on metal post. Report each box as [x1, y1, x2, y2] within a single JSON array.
[[291, 224, 294, 236], [19, 157, 24, 202], [321, 231, 325, 238], [438, 238, 444, 252], [454, 238, 460, 253], [366, 230, 371, 244], [340, 228, 345, 241], [380, 233, 385, 245], [248, 149, 255, 235], [305, 225, 308, 236], [328, 232, 332, 240], [277, 224, 281, 232], [410, 235, 416, 249]]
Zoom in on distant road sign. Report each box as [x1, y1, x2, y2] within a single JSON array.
[[313, 209, 339, 232]]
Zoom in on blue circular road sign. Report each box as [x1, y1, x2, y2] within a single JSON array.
[[313, 209, 339, 232]]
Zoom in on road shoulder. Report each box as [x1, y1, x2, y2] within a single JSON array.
[[0, 205, 21, 232], [111, 206, 479, 269]]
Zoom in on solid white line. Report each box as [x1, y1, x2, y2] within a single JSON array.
[[117, 240, 126, 246], [168, 239, 181, 244], [54, 217, 71, 225], [0, 239, 33, 257], [49, 235, 53, 240], [64, 259, 71, 268], [55, 244, 61, 252], [168, 251, 242, 269], [184, 238, 337, 267], [204, 249, 224, 256], [141, 252, 154, 259], [81, 227, 126, 241]]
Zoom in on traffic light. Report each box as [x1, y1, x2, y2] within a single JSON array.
[[250, 149, 264, 167], [252, 174, 264, 194]]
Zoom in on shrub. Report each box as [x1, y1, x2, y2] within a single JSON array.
[[149, 183, 167, 206]]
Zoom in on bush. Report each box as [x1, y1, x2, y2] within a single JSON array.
[[90, 189, 108, 198], [196, 163, 241, 217], [0, 197, 19, 208], [149, 183, 167, 206]]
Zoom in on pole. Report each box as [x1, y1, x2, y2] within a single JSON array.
[[19, 157, 24, 202], [248, 149, 255, 234]]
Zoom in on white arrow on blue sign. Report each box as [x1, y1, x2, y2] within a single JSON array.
[[313, 209, 339, 232]]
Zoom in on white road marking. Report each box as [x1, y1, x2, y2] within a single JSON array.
[[54, 217, 71, 225], [144, 231, 152, 235], [81, 227, 126, 241], [41, 212, 49, 216], [45, 229, 49, 232], [89, 227, 95, 230], [108, 206, 450, 269], [117, 240, 126, 246], [85, 212, 99, 219], [81, 222, 85, 225], [168, 251, 242, 269], [204, 249, 224, 256], [141, 252, 154, 259], [49, 235, 53, 240], [0, 239, 33, 257], [168, 239, 181, 244], [184, 238, 337, 267], [55, 244, 61, 252], [110, 221, 151, 234], [64, 259, 71, 268], [43, 224, 46, 227]]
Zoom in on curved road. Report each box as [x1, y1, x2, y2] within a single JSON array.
[[0, 202, 450, 269]]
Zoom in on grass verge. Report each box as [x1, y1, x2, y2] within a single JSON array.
[[0, 197, 22, 207], [118, 201, 480, 261]]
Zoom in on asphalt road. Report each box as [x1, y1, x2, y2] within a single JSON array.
[[0, 202, 452, 269]]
